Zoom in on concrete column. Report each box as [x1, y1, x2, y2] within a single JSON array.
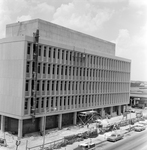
[[101, 108, 105, 118], [73, 112, 77, 125], [110, 107, 113, 116], [118, 105, 121, 116], [57, 97, 60, 111], [59, 65, 61, 79], [1, 115, 5, 132], [51, 47, 53, 62], [54, 64, 57, 79], [54, 80, 56, 95], [40, 117, 45, 133], [73, 96, 75, 109], [67, 66, 69, 80], [49, 80, 52, 95], [62, 81, 65, 95], [18, 119, 23, 138], [70, 81, 72, 94], [58, 114, 62, 130]]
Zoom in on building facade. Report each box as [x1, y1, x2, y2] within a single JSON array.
[[0, 19, 131, 138]]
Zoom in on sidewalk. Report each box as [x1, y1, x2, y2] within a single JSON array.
[[0, 113, 140, 150]]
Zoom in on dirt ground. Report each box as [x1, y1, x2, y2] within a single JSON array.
[[0, 108, 147, 150]]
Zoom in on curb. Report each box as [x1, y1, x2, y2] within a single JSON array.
[[95, 140, 107, 145]]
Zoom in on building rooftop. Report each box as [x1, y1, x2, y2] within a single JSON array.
[[6, 19, 115, 56]]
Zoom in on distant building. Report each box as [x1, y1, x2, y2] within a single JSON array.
[[130, 82, 147, 107], [0, 19, 131, 137]]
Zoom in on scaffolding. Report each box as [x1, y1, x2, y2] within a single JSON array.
[[78, 110, 98, 125]]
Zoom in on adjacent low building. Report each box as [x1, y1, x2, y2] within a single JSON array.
[[0, 19, 131, 138]]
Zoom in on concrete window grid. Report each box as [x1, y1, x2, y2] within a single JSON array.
[[24, 42, 130, 115]]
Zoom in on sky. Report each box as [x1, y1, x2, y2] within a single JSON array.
[[0, 0, 147, 81]]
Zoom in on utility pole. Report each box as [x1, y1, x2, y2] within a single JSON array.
[[31, 29, 39, 122]]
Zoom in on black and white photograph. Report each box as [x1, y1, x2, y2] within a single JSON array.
[[0, 0, 147, 150]]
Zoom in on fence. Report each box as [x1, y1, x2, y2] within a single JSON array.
[[27, 138, 64, 150]]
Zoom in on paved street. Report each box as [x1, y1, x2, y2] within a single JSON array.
[[96, 129, 147, 150]]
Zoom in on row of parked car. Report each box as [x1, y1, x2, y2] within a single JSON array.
[[107, 121, 146, 142], [76, 120, 146, 150]]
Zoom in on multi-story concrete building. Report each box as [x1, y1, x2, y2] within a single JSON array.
[[0, 19, 131, 138]]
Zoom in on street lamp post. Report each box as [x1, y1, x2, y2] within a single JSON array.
[[42, 109, 47, 150], [129, 110, 131, 131]]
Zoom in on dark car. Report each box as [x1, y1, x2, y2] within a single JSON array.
[[107, 133, 124, 142]]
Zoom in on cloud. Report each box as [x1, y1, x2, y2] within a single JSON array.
[[29, 2, 55, 21], [89, 0, 125, 3], [115, 23, 147, 81], [0, 0, 55, 38], [16, 15, 32, 22], [129, 0, 147, 7], [52, 0, 114, 37]]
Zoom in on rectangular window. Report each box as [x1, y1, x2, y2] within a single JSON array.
[[66, 51, 68, 60], [70, 52, 72, 61], [53, 48, 56, 58], [56, 81, 58, 91], [48, 64, 50, 74], [44, 46, 46, 57], [52, 81, 54, 90], [65, 66, 67, 75], [46, 98, 49, 107], [58, 49, 60, 59], [60, 97, 62, 106], [64, 81, 66, 90], [43, 64, 46, 74], [37, 81, 40, 91], [57, 65, 59, 75], [61, 66, 63, 75], [36, 99, 39, 108], [41, 99, 44, 108], [47, 81, 49, 90], [53, 65, 55, 75], [25, 99, 28, 109], [42, 81, 45, 91], [73, 67, 75, 76], [39, 45, 41, 56], [60, 81, 62, 90], [83, 68, 85, 76], [38, 63, 41, 73], [26, 62, 30, 73], [62, 50, 64, 59], [25, 80, 29, 91], [80, 68, 82, 76], [72, 82, 74, 90], [49, 47, 51, 58], [51, 97, 53, 107], [69, 67, 71, 76], [27, 43, 31, 55], [76, 67, 78, 76], [68, 82, 70, 90], [73, 52, 75, 61]]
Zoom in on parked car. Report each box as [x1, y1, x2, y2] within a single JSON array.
[[134, 124, 146, 132], [107, 133, 124, 142], [74, 143, 95, 150], [125, 109, 135, 113]]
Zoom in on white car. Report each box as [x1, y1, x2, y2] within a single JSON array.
[[134, 124, 146, 132], [107, 133, 124, 142]]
